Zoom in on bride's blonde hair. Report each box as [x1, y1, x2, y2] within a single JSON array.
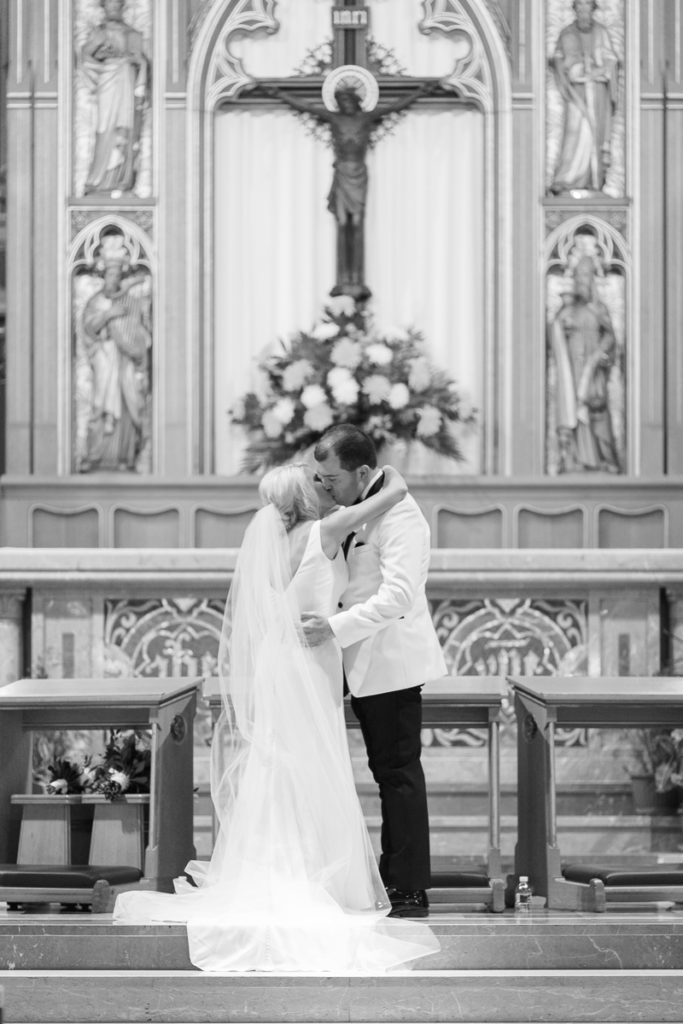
[[258, 464, 319, 530]]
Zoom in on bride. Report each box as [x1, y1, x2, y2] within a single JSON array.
[[113, 462, 440, 972]]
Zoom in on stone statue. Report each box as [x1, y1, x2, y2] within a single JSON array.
[[80, 238, 151, 472], [550, 255, 621, 474], [261, 78, 434, 298], [81, 0, 149, 196], [549, 0, 619, 195]]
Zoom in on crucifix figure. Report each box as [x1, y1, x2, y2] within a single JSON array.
[[244, 0, 447, 301]]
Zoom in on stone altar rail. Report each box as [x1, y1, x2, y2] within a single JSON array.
[[0, 547, 682, 682]]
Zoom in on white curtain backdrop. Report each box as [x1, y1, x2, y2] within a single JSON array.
[[214, 104, 484, 476]]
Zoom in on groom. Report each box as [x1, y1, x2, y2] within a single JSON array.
[[302, 423, 446, 917]]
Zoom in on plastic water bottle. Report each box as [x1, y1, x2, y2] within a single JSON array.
[[514, 875, 532, 913]]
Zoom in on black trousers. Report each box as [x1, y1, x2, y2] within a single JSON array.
[[350, 685, 431, 891]]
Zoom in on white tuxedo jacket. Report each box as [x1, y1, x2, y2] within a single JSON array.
[[328, 493, 447, 698]]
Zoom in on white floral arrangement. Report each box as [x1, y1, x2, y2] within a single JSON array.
[[230, 297, 476, 473]]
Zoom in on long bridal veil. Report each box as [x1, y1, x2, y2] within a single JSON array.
[[114, 505, 440, 972]]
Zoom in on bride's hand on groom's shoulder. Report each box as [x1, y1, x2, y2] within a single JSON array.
[[301, 613, 334, 647], [381, 464, 408, 494]]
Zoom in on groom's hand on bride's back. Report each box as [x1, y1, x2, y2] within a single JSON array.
[[301, 613, 333, 647]]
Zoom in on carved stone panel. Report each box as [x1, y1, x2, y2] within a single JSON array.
[[73, 0, 153, 199], [104, 597, 224, 679], [104, 596, 225, 782], [427, 596, 588, 748], [546, 0, 626, 198]]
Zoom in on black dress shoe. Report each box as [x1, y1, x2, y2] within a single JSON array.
[[386, 886, 429, 918]]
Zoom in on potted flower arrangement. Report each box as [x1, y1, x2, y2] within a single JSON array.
[[36, 729, 151, 802], [620, 728, 682, 814], [230, 296, 476, 473]]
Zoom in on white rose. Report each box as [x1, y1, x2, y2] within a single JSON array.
[[107, 769, 130, 794], [383, 326, 409, 343], [326, 295, 356, 318], [328, 367, 360, 405], [365, 343, 393, 366], [327, 366, 352, 389], [263, 410, 284, 438], [408, 357, 432, 392], [304, 403, 335, 432], [271, 397, 296, 425], [388, 382, 411, 410], [416, 406, 442, 438], [301, 383, 327, 409], [282, 358, 314, 392], [362, 374, 392, 404], [333, 379, 360, 405], [331, 337, 363, 369], [312, 321, 339, 341]]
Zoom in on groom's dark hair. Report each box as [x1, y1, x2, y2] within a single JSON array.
[[314, 424, 378, 470]]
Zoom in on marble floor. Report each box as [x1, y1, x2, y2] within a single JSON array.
[[2, 904, 683, 1022]]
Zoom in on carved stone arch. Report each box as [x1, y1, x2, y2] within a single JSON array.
[[419, 1, 513, 472], [544, 215, 631, 477], [187, 0, 513, 474], [69, 216, 156, 476], [70, 215, 155, 275], [545, 214, 630, 277]]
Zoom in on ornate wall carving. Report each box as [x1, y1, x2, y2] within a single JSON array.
[[104, 596, 225, 761], [425, 596, 588, 747]]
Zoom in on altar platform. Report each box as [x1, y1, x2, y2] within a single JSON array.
[[2, 902, 683, 1022]]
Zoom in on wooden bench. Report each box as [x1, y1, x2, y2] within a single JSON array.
[[0, 677, 200, 911], [511, 675, 683, 911]]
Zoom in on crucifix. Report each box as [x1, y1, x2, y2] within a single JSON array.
[[241, 0, 452, 301]]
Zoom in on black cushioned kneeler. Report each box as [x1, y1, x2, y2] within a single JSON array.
[[563, 863, 683, 887], [0, 864, 142, 887], [431, 871, 491, 888]]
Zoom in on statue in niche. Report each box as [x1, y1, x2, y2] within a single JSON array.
[[549, 0, 619, 196], [550, 254, 621, 474], [81, 0, 149, 196], [79, 235, 152, 472]]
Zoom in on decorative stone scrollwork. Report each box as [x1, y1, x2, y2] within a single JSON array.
[[423, 596, 588, 748], [104, 597, 225, 756], [104, 597, 224, 678], [205, 0, 279, 108], [545, 216, 628, 476], [419, 0, 494, 110]]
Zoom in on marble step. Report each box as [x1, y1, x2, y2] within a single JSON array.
[[2, 965, 683, 1023], [2, 913, 683, 972]]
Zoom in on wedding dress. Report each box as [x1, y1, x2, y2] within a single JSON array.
[[113, 507, 439, 972]]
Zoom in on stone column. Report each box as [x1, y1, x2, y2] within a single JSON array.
[[0, 591, 25, 684]]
